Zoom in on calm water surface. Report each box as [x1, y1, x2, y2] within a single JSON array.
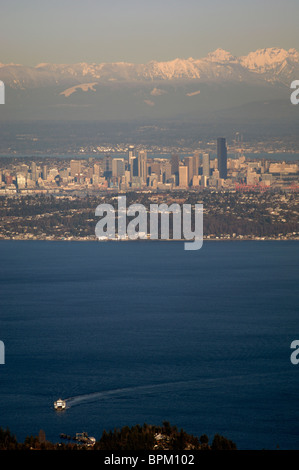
[[0, 240, 298, 449]]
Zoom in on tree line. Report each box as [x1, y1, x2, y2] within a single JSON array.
[[0, 423, 237, 451]]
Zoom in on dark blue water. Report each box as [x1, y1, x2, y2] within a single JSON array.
[[0, 240, 298, 449]]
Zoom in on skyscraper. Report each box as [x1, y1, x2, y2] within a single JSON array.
[[130, 157, 138, 178], [70, 160, 81, 178], [193, 152, 200, 176], [42, 165, 48, 180], [103, 156, 112, 178], [170, 154, 180, 186], [128, 146, 135, 168], [184, 156, 194, 186], [217, 138, 227, 179], [31, 162, 37, 181], [202, 153, 210, 178], [170, 154, 179, 174], [112, 158, 125, 178], [138, 150, 147, 183], [161, 161, 172, 183], [93, 163, 101, 177], [179, 166, 188, 187]]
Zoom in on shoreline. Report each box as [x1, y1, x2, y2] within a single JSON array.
[[0, 237, 298, 242]]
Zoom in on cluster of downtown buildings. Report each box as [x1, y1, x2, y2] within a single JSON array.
[[0, 138, 298, 195]]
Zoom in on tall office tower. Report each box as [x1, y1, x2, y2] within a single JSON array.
[[138, 150, 147, 183], [16, 173, 26, 189], [31, 162, 37, 181], [263, 159, 270, 172], [193, 152, 200, 176], [184, 156, 194, 186], [150, 160, 161, 176], [130, 157, 138, 178], [170, 154, 179, 174], [112, 158, 125, 178], [128, 146, 135, 168], [86, 167, 93, 180], [103, 155, 112, 178], [161, 161, 172, 183], [124, 170, 131, 184], [217, 137, 227, 179], [179, 165, 188, 187], [21, 164, 29, 178], [93, 163, 101, 177], [70, 160, 81, 178], [202, 153, 210, 178], [170, 154, 180, 186], [42, 165, 48, 180]]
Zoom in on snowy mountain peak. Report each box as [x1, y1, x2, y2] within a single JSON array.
[[240, 47, 299, 71], [205, 48, 237, 63]]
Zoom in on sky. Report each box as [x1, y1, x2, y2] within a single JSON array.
[[1, 0, 298, 65]]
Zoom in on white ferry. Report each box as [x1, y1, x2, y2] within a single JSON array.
[[54, 398, 66, 410]]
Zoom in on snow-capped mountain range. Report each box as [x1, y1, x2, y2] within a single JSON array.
[[1, 47, 298, 123], [1, 47, 298, 89]]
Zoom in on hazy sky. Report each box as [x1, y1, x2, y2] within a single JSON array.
[[1, 0, 298, 65]]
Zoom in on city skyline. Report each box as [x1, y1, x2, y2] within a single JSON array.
[[1, 138, 298, 196]]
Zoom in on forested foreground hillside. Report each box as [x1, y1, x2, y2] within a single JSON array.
[[0, 422, 237, 451]]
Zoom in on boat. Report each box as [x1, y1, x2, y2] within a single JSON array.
[[54, 398, 66, 410]]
